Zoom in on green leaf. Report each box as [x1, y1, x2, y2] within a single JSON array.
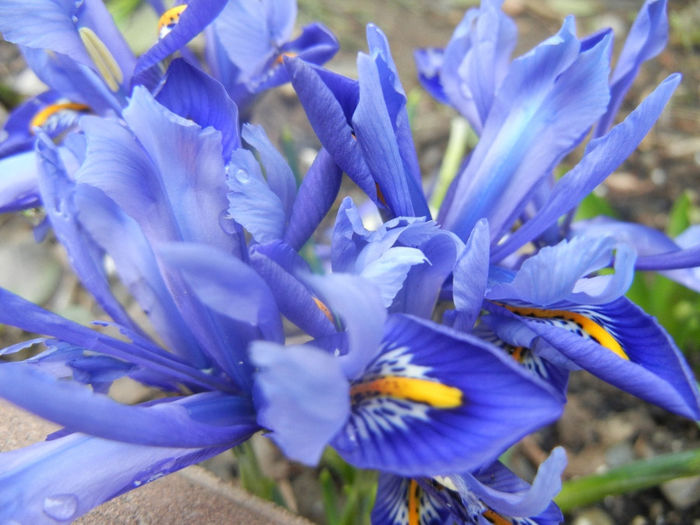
[[556, 448, 700, 512], [320, 468, 341, 525], [573, 192, 618, 221], [667, 191, 692, 237], [429, 116, 474, 213], [232, 441, 286, 507]]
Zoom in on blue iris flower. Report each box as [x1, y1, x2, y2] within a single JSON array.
[[0, 72, 277, 521], [373, 447, 567, 524], [0, 0, 697, 523], [286, 24, 430, 219], [250, 274, 563, 474], [481, 235, 700, 420], [415, 0, 700, 280], [0, 0, 338, 213]]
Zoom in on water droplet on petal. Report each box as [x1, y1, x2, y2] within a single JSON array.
[[71, 15, 79, 23], [43, 494, 79, 521], [235, 169, 250, 184]]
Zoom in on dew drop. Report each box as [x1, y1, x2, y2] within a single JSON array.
[[43, 494, 79, 521], [71, 15, 79, 23], [235, 169, 250, 183]]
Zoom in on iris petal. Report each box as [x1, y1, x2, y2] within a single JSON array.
[[487, 299, 700, 419], [0, 364, 257, 447], [491, 73, 681, 261], [372, 474, 449, 525], [0, 431, 230, 523], [250, 341, 350, 465], [332, 315, 563, 476], [284, 148, 342, 251], [440, 18, 611, 241]]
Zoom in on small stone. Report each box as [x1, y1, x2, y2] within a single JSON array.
[[108, 377, 157, 405], [0, 241, 62, 306], [660, 475, 700, 510], [572, 507, 615, 525], [604, 172, 654, 195], [604, 441, 635, 469]]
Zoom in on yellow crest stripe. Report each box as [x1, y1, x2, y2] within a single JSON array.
[[408, 480, 420, 525], [499, 303, 629, 360], [483, 508, 513, 525], [274, 51, 298, 65], [351, 376, 462, 408], [29, 102, 90, 131], [312, 296, 334, 323], [158, 4, 188, 35]]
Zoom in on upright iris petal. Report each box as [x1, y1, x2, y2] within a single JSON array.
[[209, 0, 338, 113], [440, 17, 612, 242], [595, 0, 669, 135], [491, 73, 680, 262], [133, 0, 227, 84], [353, 25, 430, 219], [416, 0, 517, 133]]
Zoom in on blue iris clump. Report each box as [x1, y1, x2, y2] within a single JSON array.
[[0, 0, 696, 523]]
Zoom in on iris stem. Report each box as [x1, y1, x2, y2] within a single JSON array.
[[233, 440, 286, 508], [555, 447, 700, 512], [429, 116, 473, 214]]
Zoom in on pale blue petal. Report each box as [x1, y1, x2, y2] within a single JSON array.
[[226, 148, 286, 243], [441, 20, 612, 241], [487, 236, 636, 306], [0, 433, 230, 523], [360, 246, 428, 308], [491, 73, 681, 261], [250, 341, 349, 465], [452, 219, 490, 330], [304, 273, 387, 380], [241, 124, 296, 221]]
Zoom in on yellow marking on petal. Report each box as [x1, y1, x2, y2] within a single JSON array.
[[312, 296, 333, 322], [157, 4, 188, 39], [510, 345, 526, 363], [350, 376, 462, 408], [408, 480, 420, 525], [79, 27, 123, 92], [483, 508, 513, 525], [29, 102, 90, 132], [274, 51, 298, 65], [499, 303, 629, 360]]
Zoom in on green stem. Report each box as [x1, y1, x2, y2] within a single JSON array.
[[233, 441, 286, 508], [429, 116, 473, 213], [556, 448, 700, 512]]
